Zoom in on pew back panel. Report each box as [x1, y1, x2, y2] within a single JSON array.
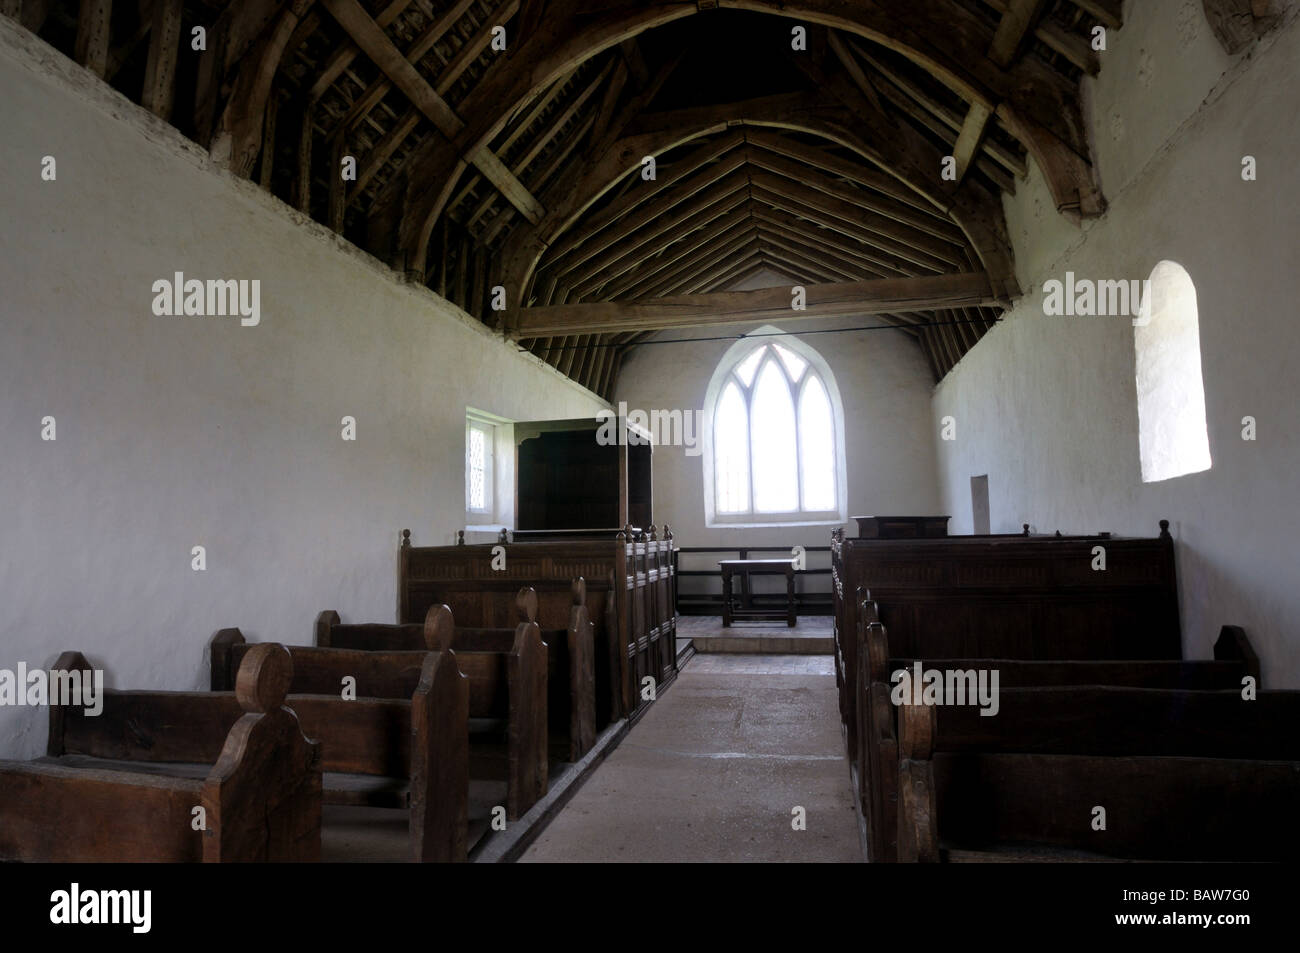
[[208, 632, 469, 862], [398, 531, 676, 723], [2, 645, 321, 863]]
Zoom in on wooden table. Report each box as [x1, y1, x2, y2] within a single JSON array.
[[719, 559, 797, 627]]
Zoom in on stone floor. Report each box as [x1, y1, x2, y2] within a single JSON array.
[[520, 653, 859, 863]]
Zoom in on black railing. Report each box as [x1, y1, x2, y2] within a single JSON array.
[[672, 545, 833, 616]]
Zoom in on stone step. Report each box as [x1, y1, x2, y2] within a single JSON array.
[[690, 633, 834, 655]]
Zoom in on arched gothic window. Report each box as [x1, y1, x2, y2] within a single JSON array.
[[1135, 261, 1212, 483], [703, 328, 847, 526]]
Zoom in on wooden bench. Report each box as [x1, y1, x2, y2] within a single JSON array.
[[309, 604, 548, 820], [399, 530, 678, 725], [0, 644, 321, 862], [319, 582, 594, 763], [896, 699, 1300, 862], [857, 608, 1262, 862], [831, 523, 1181, 786], [719, 559, 797, 627], [210, 632, 468, 862]]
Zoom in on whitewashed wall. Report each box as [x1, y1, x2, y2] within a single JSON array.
[[0, 20, 606, 757], [615, 269, 942, 589], [932, 2, 1300, 684]]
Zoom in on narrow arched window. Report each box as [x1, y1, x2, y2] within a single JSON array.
[[1135, 261, 1212, 482], [703, 328, 847, 526]]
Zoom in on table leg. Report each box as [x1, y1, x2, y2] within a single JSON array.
[[786, 567, 797, 627], [721, 569, 733, 627]]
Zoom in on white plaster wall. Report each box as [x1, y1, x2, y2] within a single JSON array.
[[615, 268, 942, 562], [0, 20, 606, 757], [932, 1, 1300, 684]]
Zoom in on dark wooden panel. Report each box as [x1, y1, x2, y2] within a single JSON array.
[[398, 534, 676, 723], [927, 752, 1300, 861], [0, 763, 204, 862]]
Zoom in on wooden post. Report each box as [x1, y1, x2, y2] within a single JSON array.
[[259, 86, 279, 188], [296, 101, 314, 212], [329, 135, 347, 233], [74, 0, 112, 78], [142, 0, 183, 119]]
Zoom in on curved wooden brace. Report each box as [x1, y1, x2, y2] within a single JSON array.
[[383, 0, 1099, 288], [210, 0, 314, 178]]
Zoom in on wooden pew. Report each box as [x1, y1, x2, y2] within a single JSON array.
[[0, 644, 321, 862], [318, 582, 595, 763], [399, 530, 678, 725], [896, 698, 1300, 862], [857, 611, 1262, 862], [310, 604, 548, 820], [210, 631, 468, 862], [831, 522, 1180, 785]]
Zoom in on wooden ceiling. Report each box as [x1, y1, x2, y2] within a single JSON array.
[[15, 0, 1122, 396]]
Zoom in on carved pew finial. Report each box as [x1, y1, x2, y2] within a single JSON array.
[[456, 530, 465, 546], [1159, 519, 1171, 539], [663, 523, 672, 541], [648, 524, 658, 541], [1023, 523, 1030, 536], [234, 642, 293, 714], [314, 611, 339, 648], [498, 528, 509, 544], [516, 587, 539, 624], [899, 698, 937, 762], [401, 528, 411, 549], [422, 604, 456, 652]]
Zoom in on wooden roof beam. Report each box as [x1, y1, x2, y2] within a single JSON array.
[[742, 127, 950, 220], [979, 0, 1100, 74], [678, 243, 775, 296], [750, 206, 905, 277], [950, 102, 993, 185], [547, 164, 752, 286], [320, 0, 544, 223], [602, 203, 761, 299], [1067, 0, 1122, 30], [612, 222, 763, 301], [545, 128, 749, 267], [702, 260, 774, 294], [505, 271, 1000, 337], [743, 145, 967, 244], [463, 61, 613, 232], [306, 0, 424, 102], [989, 0, 1051, 68], [481, 111, 598, 245], [575, 199, 755, 299], [749, 184, 935, 276], [633, 228, 764, 299], [748, 170, 963, 270], [847, 39, 1028, 179], [754, 225, 889, 282]]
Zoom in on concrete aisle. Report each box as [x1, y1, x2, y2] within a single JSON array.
[[521, 654, 861, 863]]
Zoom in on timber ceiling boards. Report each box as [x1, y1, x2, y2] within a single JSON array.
[[26, 0, 1121, 396]]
